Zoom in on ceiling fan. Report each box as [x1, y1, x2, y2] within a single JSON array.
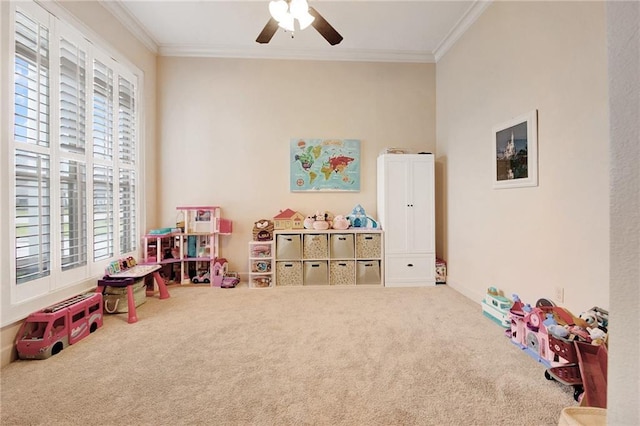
[[256, 0, 343, 46]]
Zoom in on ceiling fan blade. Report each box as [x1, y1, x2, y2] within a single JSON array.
[[308, 6, 343, 46], [256, 18, 279, 44]]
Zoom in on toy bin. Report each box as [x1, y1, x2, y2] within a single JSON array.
[[330, 234, 355, 258], [250, 275, 272, 288], [103, 279, 147, 313], [250, 243, 272, 258], [356, 260, 381, 285], [355, 233, 381, 258], [276, 261, 303, 286], [276, 234, 301, 260], [303, 234, 328, 259], [251, 259, 272, 273], [304, 261, 329, 285], [330, 260, 355, 285]]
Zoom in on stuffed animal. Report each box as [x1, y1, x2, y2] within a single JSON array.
[[253, 219, 274, 241], [332, 215, 349, 230]]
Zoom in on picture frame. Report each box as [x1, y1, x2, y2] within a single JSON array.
[[290, 138, 361, 192], [492, 110, 538, 189]]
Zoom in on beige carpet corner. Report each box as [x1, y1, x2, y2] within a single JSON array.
[[1, 285, 576, 425]]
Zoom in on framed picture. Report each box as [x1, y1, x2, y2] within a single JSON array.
[[290, 138, 360, 192], [493, 110, 538, 189]]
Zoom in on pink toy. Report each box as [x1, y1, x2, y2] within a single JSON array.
[[15, 293, 104, 360], [507, 295, 564, 367], [210, 257, 238, 288]]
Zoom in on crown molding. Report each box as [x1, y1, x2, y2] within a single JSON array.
[[100, 1, 490, 64], [433, 0, 493, 63], [98, 0, 159, 54], [160, 44, 435, 63]]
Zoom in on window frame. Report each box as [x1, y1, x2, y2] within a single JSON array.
[[1, 0, 144, 326]]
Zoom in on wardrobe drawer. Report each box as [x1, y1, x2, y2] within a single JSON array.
[[385, 255, 435, 285]]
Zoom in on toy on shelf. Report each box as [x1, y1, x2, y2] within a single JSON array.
[[346, 204, 378, 228], [311, 211, 332, 230], [481, 287, 513, 328], [15, 293, 104, 360], [253, 219, 274, 241], [303, 215, 315, 229], [273, 208, 305, 230], [332, 215, 350, 230]]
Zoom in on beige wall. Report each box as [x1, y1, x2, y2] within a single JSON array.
[[436, 1, 609, 314], [0, 0, 157, 367], [157, 57, 435, 275]]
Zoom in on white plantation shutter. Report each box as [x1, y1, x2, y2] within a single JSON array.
[[58, 34, 88, 273], [118, 75, 137, 254], [93, 165, 114, 261], [118, 76, 135, 164], [5, 1, 142, 321], [119, 169, 136, 253], [93, 60, 113, 161], [59, 37, 86, 154], [14, 11, 49, 148], [13, 9, 51, 286], [15, 151, 51, 284], [60, 160, 87, 270]]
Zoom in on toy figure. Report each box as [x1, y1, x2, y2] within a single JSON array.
[[332, 215, 349, 230]]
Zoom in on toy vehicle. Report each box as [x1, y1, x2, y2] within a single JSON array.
[[482, 287, 512, 328], [15, 293, 103, 360], [191, 270, 210, 284]]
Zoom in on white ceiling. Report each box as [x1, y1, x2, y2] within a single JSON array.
[[101, 0, 491, 63]]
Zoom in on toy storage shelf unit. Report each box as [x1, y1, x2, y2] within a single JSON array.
[[274, 229, 384, 286], [142, 206, 232, 284], [248, 241, 274, 288]]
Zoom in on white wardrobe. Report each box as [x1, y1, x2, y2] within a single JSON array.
[[376, 154, 436, 287]]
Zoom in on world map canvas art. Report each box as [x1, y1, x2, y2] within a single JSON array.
[[290, 138, 361, 192]]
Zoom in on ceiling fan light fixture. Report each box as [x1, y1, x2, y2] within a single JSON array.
[[289, 0, 308, 18], [257, 0, 342, 45], [268, 0, 289, 22], [277, 13, 295, 32], [296, 11, 315, 30]]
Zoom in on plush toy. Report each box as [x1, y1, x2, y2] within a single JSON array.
[[332, 215, 349, 230], [253, 219, 274, 241], [303, 215, 315, 229], [312, 211, 330, 230]]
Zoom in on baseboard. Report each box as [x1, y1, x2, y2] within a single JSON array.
[[446, 279, 484, 306]]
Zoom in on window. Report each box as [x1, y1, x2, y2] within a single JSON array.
[[3, 1, 142, 323]]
